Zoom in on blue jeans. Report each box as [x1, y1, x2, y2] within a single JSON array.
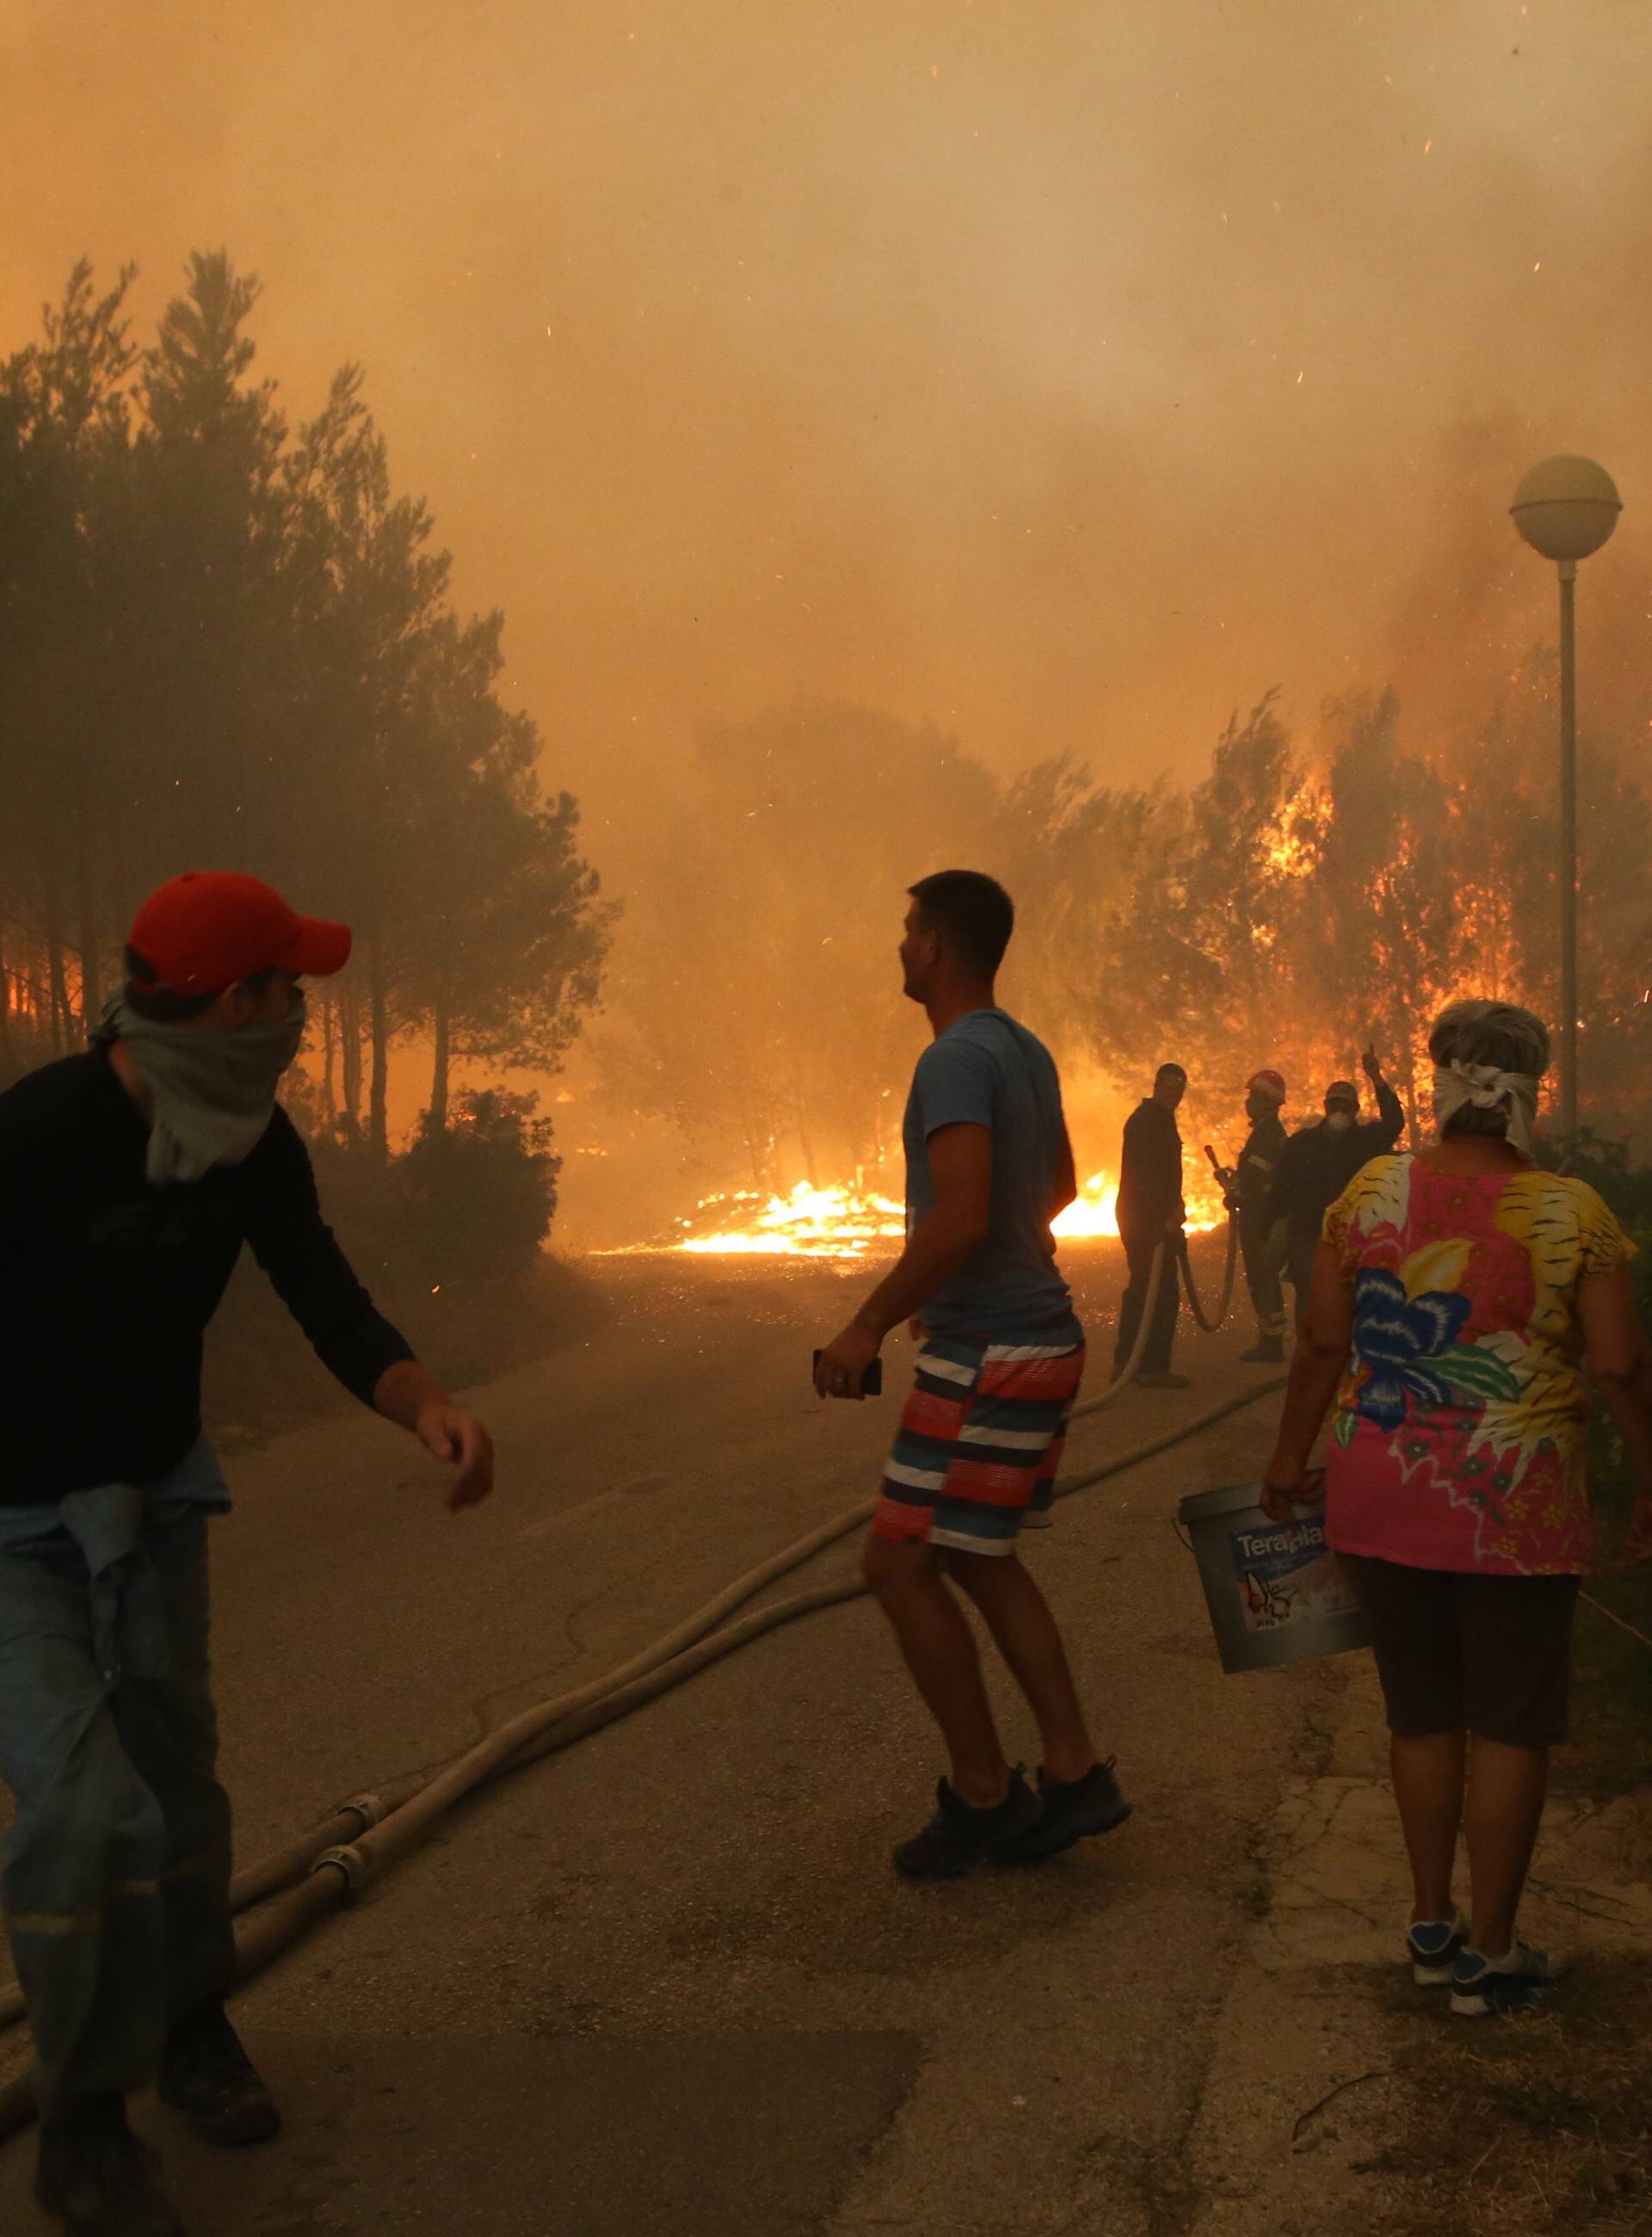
[[0, 1461, 234, 2113]]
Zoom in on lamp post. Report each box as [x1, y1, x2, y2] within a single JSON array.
[[1510, 454, 1622, 1143]]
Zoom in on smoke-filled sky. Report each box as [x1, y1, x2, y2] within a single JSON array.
[[6, 0, 1650, 852]]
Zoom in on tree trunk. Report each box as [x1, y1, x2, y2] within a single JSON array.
[[368, 945, 390, 1158], [75, 841, 102, 1027], [429, 989, 451, 1133], [319, 989, 339, 1125], [46, 930, 71, 1057], [339, 981, 364, 1141], [427, 989, 447, 1136], [793, 1084, 819, 1190], [0, 922, 12, 1063]]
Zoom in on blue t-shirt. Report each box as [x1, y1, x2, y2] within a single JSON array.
[[903, 1008, 1078, 1340]]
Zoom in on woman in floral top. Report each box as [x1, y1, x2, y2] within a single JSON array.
[[1262, 1000, 1652, 2018]]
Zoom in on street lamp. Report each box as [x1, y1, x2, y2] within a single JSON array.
[[1510, 454, 1622, 1143]]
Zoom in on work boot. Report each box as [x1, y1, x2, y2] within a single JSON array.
[[158, 2000, 281, 2147], [892, 1770, 1040, 1878], [994, 1758, 1133, 1864], [1240, 1338, 1286, 1365], [35, 2093, 185, 2237]]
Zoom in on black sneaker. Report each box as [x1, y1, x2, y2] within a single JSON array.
[[1240, 1339, 1286, 1365], [35, 2094, 185, 2237], [892, 1770, 1041, 1878], [157, 2000, 281, 2148], [994, 1759, 1133, 1864]]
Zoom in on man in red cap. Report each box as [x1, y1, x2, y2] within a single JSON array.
[[0, 872, 494, 2237], [1224, 1069, 1291, 1365]]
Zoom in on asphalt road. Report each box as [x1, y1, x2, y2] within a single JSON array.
[[0, 1239, 1349, 2235]]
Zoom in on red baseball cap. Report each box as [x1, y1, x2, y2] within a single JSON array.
[[126, 872, 352, 995], [1247, 1068, 1287, 1104]]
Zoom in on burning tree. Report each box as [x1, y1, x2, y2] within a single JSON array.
[[605, 670, 1652, 1236]]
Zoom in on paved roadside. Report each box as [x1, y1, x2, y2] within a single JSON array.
[[0, 1242, 1365, 2234]]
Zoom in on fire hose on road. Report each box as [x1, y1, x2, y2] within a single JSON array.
[[1178, 1219, 1242, 1336], [1073, 1220, 1242, 1420], [0, 1352, 1286, 2142]]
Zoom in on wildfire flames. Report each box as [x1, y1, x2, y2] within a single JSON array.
[[664, 1182, 906, 1259], [1051, 1174, 1121, 1239], [1051, 1173, 1225, 1241], [621, 1167, 1224, 1259]]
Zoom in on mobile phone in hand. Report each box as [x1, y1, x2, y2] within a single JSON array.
[[812, 1350, 884, 1397]]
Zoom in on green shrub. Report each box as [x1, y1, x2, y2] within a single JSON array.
[[300, 1088, 560, 1288], [394, 1088, 560, 1283]]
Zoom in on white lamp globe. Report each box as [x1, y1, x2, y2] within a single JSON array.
[[1511, 455, 1622, 564]]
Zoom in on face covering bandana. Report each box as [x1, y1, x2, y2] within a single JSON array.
[[96, 989, 308, 1186], [1433, 1059, 1540, 1161]]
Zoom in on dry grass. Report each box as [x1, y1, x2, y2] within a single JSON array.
[[1348, 1433, 1652, 2230], [1365, 1448, 1652, 2237], [1364, 1961, 1652, 2235]]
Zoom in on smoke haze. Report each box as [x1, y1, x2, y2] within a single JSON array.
[[7, 0, 1649, 817], [6, 1, 1651, 1241]]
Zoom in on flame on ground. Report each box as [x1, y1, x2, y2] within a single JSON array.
[[659, 1181, 906, 1259], [1050, 1174, 1120, 1238], [608, 1166, 1225, 1262], [622, 1170, 1224, 1259], [1053, 1172, 1224, 1240]]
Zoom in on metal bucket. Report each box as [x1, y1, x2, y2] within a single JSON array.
[[1176, 1482, 1371, 1675]]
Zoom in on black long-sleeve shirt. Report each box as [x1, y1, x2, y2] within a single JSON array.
[[0, 1051, 413, 1502], [1265, 1078, 1406, 1248], [1115, 1098, 1184, 1244]]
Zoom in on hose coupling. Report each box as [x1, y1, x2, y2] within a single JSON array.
[[313, 1843, 373, 1898], [336, 1792, 386, 1834]]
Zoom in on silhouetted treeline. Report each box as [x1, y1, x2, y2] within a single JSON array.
[[0, 255, 611, 1153], [605, 687, 1652, 1186]]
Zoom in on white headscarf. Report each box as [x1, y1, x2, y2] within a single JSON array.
[[1432, 1059, 1540, 1162]]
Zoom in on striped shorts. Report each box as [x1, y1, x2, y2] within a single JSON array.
[[872, 1326, 1088, 1557]]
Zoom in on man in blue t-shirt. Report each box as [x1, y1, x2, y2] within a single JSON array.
[[816, 872, 1131, 1878]]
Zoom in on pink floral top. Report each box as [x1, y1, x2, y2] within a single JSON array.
[[1322, 1155, 1635, 1576]]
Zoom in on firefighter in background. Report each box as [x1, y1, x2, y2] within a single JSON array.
[[1266, 1046, 1405, 1321], [1215, 1068, 1291, 1366], [1113, 1062, 1189, 1390]]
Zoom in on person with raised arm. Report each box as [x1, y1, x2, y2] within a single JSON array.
[[1267, 1045, 1404, 1322]]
